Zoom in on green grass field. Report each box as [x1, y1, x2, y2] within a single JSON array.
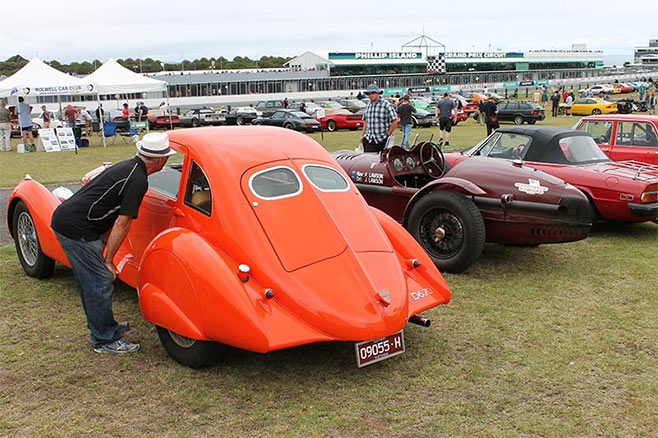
[[1, 109, 657, 437]]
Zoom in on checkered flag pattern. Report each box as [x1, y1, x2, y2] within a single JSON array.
[[427, 54, 446, 74]]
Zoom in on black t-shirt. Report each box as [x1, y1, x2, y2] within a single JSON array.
[[397, 103, 416, 125], [51, 157, 148, 240], [483, 101, 497, 117]]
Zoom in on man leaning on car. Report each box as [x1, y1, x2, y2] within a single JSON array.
[[361, 84, 398, 152], [50, 133, 175, 355]]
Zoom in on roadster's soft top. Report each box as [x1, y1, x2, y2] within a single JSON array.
[[7, 126, 451, 367]]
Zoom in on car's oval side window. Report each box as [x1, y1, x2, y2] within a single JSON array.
[[302, 164, 349, 192], [249, 166, 303, 200], [184, 161, 212, 216]]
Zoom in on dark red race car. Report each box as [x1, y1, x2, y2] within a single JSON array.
[[333, 139, 592, 273], [445, 126, 658, 224]]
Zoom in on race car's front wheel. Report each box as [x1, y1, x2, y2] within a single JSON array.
[[12, 200, 55, 279], [407, 191, 485, 273], [155, 325, 224, 368]]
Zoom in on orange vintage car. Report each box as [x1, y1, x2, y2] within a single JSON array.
[[6, 127, 451, 368]]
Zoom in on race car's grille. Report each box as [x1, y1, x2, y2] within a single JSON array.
[[559, 196, 593, 224]]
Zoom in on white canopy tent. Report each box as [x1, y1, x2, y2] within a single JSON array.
[[0, 57, 90, 98], [84, 58, 167, 95], [0, 57, 91, 152], [85, 59, 171, 146]]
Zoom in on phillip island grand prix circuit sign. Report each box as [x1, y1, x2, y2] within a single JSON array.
[[329, 52, 423, 60]]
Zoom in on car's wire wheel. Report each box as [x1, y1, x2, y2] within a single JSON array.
[[418, 207, 464, 260], [169, 330, 196, 348], [17, 212, 38, 267]]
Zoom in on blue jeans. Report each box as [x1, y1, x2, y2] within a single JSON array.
[[54, 231, 121, 347], [401, 124, 413, 148]]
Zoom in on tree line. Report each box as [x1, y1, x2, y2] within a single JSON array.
[[0, 55, 293, 77]]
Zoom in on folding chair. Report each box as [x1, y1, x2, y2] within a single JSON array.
[[102, 122, 118, 145], [120, 125, 139, 144]]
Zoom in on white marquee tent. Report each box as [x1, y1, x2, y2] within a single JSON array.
[[85, 58, 167, 94], [0, 57, 90, 98]]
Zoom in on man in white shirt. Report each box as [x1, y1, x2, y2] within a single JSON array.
[[78, 108, 92, 136], [565, 94, 573, 117]]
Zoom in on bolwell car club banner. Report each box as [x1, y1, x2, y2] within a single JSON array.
[[10, 83, 95, 97]]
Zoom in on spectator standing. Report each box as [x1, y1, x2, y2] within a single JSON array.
[[564, 94, 573, 117], [397, 95, 416, 149], [361, 84, 398, 153], [18, 97, 36, 151], [122, 103, 130, 131], [435, 93, 456, 147], [64, 104, 78, 128], [649, 92, 657, 115], [96, 104, 105, 132], [562, 90, 568, 102], [283, 97, 289, 108], [158, 101, 168, 114], [550, 91, 561, 117], [533, 89, 541, 105], [477, 100, 486, 125], [483, 100, 499, 136], [0, 99, 11, 152], [300, 100, 307, 113], [80, 108, 93, 137], [40, 105, 51, 128], [541, 88, 549, 109]]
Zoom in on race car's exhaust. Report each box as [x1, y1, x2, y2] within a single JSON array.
[[409, 315, 431, 327]]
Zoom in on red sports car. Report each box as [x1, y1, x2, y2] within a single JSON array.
[[147, 111, 180, 129], [315, 109, 363, 131], [574, 115, 658, 165], [445, 126, 658, 223], [334, 140, 592, 273]]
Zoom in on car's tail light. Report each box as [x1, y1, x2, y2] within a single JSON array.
[[640, 190, 658, 203], [530, 110, 537, 115]]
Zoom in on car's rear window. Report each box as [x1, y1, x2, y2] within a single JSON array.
[[249, 166, 302, 200], [302, 165, 349, 192]]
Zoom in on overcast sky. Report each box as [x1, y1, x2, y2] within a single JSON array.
[[0, 0, 652, 64]]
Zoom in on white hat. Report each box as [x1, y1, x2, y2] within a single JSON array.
[[136, 132, 176, 157]]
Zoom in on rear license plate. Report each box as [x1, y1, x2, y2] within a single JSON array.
[[355, 331, 405, 368]]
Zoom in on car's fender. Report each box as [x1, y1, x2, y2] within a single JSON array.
[[369, 207, 451, 314], [402, 176, 486, 226], [137, 227, 333, 352], [6, 179, 69, 266]]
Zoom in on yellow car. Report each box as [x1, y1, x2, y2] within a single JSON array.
[[559, 98, 618, 115]]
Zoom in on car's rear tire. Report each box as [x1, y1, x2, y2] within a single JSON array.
[[592, 109, 602, 115], [283, 123, 294, 130], [236, 116, 244, 126], [12, 200, 55, 279], [191, 118, 200, 127], [412, 117, 418, 128], [155, 325, 225, 368], [514, 115, 524, 125], [326, 120, 337, 132], [407, 190, 485, 273]]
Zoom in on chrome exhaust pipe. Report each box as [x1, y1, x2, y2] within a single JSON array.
[[409, 315, 431, 327]]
